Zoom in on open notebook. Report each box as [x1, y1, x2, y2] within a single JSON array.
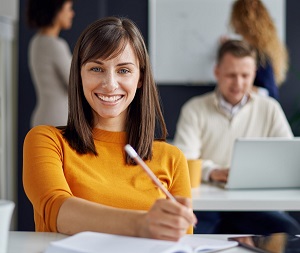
[[44, 231, 238, 253], [222, 138, 300, 190]]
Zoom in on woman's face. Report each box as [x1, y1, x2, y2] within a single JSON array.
[[55, 1, 75, 30], [81, 43, 142, 131]]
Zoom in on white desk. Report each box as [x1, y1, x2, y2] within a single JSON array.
[[192, 184, 300, 211], [7, 231, 67, 253], [7, 231, 253, 253]]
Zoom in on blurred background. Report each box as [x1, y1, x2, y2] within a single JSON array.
[[1, 0, 300, 231]]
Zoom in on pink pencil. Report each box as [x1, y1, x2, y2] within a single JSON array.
[[124, 144, 176, 202]]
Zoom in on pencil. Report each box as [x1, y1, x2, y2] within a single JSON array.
[[125, 144, 197, 229], [124, 144, 176, 202]]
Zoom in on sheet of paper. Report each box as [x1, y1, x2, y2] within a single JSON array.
[[44, 231, 238, 253], [180, 235, 238, 252]]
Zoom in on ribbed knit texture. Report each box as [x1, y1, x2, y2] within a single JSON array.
[[29, 34, 72, 127], [174, 91, 293, 181], [23, 126, 192, 233]]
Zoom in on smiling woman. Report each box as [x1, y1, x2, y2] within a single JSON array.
[[22, 16, 197, 241], [80, 43, 141, 131]]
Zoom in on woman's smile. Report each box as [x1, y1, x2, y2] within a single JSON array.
[[96, 94, 123, 103]]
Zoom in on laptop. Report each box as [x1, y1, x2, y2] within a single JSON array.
[[221, 138, 300, 190]]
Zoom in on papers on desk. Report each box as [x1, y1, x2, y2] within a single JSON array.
[[44, 231, 238, 253]]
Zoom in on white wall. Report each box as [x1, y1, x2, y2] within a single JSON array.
[[150, 0, 285, 83], [0, 0, 19, 229], [0, 0, 18, 20]]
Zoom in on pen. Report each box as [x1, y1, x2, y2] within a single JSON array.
[[124, 144, 176, 202]]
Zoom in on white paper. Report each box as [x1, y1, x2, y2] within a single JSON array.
[[44, 231, 238, 253]]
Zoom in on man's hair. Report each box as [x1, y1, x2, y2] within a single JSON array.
[[217, 40, 257, 64], [62, 16, 167, 164]]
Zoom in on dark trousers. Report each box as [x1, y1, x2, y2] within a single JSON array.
[[194, 211, 300, 235]]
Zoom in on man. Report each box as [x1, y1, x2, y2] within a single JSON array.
[[174, 40, 300, 234]]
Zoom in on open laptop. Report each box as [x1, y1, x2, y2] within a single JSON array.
[[221, 138, 300, 190]]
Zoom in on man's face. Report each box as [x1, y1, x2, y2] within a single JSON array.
[[214, 53, 256, 106]]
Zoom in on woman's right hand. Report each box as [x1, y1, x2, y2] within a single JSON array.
[[138, 197, 197, 241]]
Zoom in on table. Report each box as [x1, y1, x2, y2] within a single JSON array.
[[7, 231, 67, 253], [7, 231, 253, 253], [192, 184, 300, 211]]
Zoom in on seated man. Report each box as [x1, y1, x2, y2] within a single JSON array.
[[173, 40, 300, 234]]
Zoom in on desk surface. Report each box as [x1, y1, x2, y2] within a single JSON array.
[[192, 184, 300, 211], [7, 231, 253, 253]]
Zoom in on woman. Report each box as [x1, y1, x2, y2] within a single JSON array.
[[23, 17, 196, 241], [26, 0, 75, 127], [230, 0, 288, 100]]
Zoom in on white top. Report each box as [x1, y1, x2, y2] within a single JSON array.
[[218, 93, 248, 118], [28, 34, 72, 127], [173, 91, 293, 181]]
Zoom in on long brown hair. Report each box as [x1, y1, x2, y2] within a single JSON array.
[[230, 0, 288, 85], [62, 17, 167, 163]]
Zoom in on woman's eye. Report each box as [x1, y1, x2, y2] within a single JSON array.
[[119, 69, 129, 74], [91, 67, 101, 72]]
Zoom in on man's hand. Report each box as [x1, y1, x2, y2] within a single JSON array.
[[209, 168, 229, 183]]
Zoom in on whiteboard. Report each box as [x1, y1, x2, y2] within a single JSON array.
[[149, 0, 285, 84]]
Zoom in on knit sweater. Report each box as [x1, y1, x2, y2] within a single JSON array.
[[23, 126, 192, 233], [29, 34, 72, 127], [173, 91, 293, 182]]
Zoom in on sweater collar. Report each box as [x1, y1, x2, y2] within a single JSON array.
[[212, 89, 255, 115], [92, 128, 127, 144]]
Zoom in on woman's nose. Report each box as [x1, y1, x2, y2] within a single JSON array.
[[101, 72, 118, 92]]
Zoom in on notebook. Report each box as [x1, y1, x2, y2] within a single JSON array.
[[44, 231, 238, 253], [222, 138, 300, 190]]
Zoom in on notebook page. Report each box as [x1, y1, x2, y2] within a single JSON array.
[[44, 231, 238, 253], [44, 231, 191, 253], [179, 235, 238, 252]]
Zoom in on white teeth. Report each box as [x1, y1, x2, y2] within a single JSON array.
[[97, 95, 122, 102]]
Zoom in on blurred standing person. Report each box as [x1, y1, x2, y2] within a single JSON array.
[[230, 0, 288, 100], [26, 0, 75, 127]]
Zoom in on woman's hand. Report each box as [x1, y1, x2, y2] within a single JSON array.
[[138, 197, 197, 241]]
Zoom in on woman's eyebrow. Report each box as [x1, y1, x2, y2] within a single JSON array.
[[117, 62, 136, 67], [87, 60, 136, 67], [88, 60, 103, 65]]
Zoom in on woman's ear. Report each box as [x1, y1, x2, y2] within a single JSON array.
[[137, 80, 142, 88], [137, 73, 143, 88]]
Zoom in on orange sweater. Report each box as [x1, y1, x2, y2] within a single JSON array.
[[23, 126, 192, 233]]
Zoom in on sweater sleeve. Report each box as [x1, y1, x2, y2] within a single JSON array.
[[169, 147, 193, 234], [268, 99, 294, 137], [173, 99, 202, 160], [23, 126, 73, 232], [174, 99, 215, 182]]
